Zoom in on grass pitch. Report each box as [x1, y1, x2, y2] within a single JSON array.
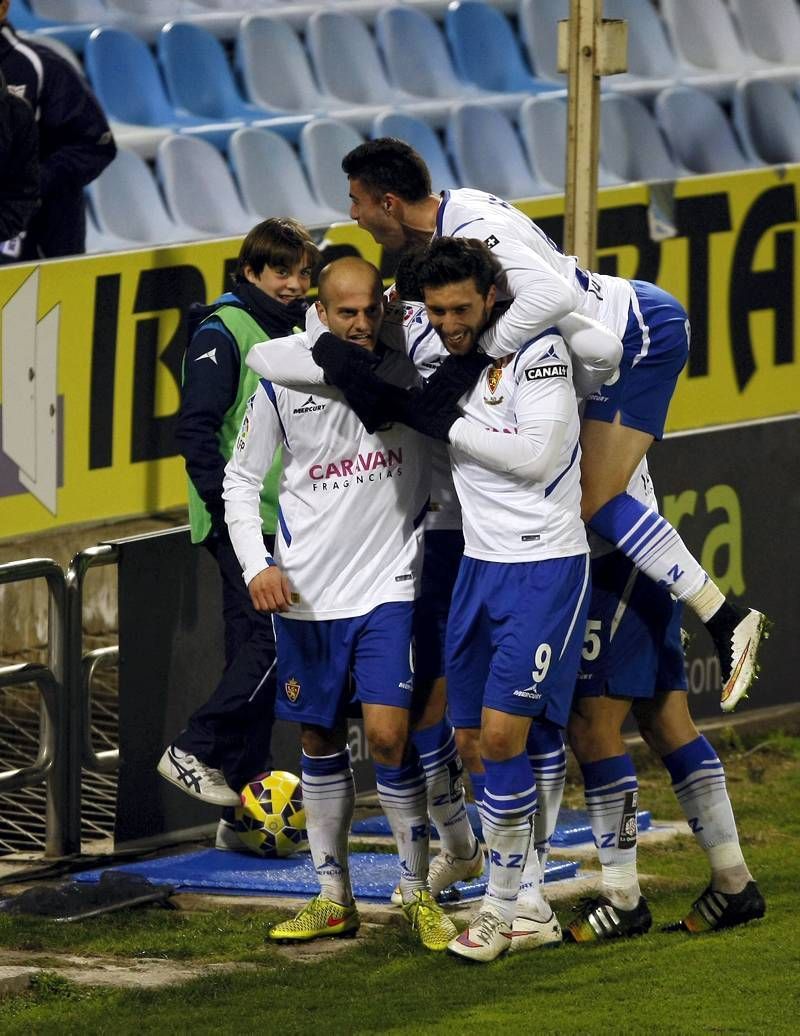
[[1, 730, 798, 1035]]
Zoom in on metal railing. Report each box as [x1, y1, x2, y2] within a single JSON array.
[[0, 558, 70, 857]]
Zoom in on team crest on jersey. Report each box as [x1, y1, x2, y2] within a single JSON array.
[[484, 234, 500, 249], [284, 678, 301, 702], [483, 365, 505, 405]]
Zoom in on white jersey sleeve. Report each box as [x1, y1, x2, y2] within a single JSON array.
[[224, 388, 282, 585], [246, 332, 337, 397], [437, 189, 583, 359]]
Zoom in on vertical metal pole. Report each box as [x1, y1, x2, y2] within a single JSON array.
[[563, 0, 603, 268], [45, 569, 78, 857]]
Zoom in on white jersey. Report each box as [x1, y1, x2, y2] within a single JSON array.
[[382, 294, 461, 532], [436, 188, 634, 354], [448, 331, 588, 563], [223, 333, 429, 621]]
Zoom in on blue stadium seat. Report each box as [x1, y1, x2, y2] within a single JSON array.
[[299, 118, 365, 221], [371, 111, 459, 194], [446, 104, 549, 200], [157, 134, 253, 237], [86, 28, 241, 150], [600, 94, 680, 183], [88, 148, 195, 245], [375, 5, 528, 117], [305, 9, 454, 127], [158, 22, 310, 142], [733, 77, 800, 166], [654, 86, 761, 175], [444, 1, 554, 95], [228, 127, 344, 229]]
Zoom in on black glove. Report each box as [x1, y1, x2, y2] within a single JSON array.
[[396, 384, 462, 442], [340, 372, 411, 434], [422, 349, 493, 411], [312, 332, 381, 387]]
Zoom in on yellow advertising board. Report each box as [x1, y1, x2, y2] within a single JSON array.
[[1, 166, 798, 538]]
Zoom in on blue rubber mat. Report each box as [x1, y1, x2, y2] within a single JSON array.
[[352, 804, 651, 846], [73, 850, 579, 902]]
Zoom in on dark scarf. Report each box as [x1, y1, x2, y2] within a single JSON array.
[[236, 281, 308, 339]]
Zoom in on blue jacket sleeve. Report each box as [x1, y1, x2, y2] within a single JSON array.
[[175, 320, 241, 529]]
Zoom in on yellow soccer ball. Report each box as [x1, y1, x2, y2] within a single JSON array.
[[234, 770, 308, 858]]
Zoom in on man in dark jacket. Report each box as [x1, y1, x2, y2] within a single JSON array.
[[0, 0, 116, 259], [158, 218, 320, 850], [0, 65, 38, 261]]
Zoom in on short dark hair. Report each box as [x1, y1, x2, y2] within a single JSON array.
[[341, 138, 431, 202], [401, 238, 500, 299], [235, 218, 320, 284]]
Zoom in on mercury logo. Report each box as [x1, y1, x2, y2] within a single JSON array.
[[293, 395, 326, 415]]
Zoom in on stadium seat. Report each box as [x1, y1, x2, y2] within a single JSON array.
[[305, 10, 451, 126], [86, 28, 242, 150], [31, 0, 114, 24], [654, 86, 761, 175], [446, 104, 549, 200], [26, 32, 85, 77], [228, 128, 344, 229], [157, 22, 310, 142], [15, 0, 96, 50], [375, 5, 528, 117], [729, 0, 800, 67], [88, 148, 195, 245], [444, 0, 554, 95], [371, 112, 459, 194], [105, 0, 193, 15], [85, 207, 139, 254], [236, 16, 379, 133], [599, 94, 680, 183], [660, 0, 795, 85], [156, 134, 254, 237], [299, 119, 364, 221], [519, 0, 734, 98], [519, 94, 623, 193], [732, 78, 800, 166]]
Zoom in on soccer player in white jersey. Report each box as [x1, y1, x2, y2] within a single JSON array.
[[564, 458, 764, 942], [386, 237, 592, 962], [340, 138, 768, 714], [222, 257, 458, 952]]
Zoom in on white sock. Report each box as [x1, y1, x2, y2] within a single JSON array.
[[526, 723, 567, 887], [374, 753, 430, 900], [663, 736, 752, 894], [581, 754, 642, 909], [301, 749, 355, 905], [412, 718, 477, 859], [481, 754, 537, 925]]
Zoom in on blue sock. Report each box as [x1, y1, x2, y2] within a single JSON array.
[[589, 491, 706, 600]]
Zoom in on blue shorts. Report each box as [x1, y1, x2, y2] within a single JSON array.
[[274, 602, 415, 728], [573, 551, 688, 700], [445, 554, 591, 729], [583, 280, 689, 441], [414, 529, 465, 684]]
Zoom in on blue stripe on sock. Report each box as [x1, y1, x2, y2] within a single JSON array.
[[301, 750, 350, 777], [662, 735, 718, 785], [580, 753, 637, 792]]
